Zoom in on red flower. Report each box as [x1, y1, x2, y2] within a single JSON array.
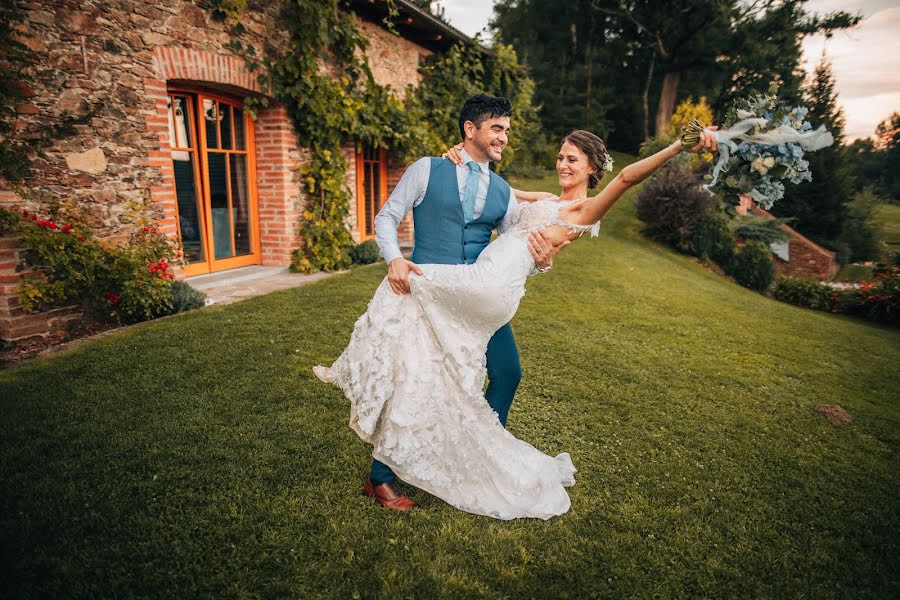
[[78, 236, 86, 242], [61, 223, 72, 233], [142, 227, 149, 233], [105, 291, 121, 304]]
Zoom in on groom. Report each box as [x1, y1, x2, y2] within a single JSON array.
[[368, 93, 564, 511]]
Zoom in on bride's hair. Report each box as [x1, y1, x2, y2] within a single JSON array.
[[562, 130, 611, 189]]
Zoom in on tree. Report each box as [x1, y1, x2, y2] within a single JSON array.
[[772, 55, 854, 256], [875, 112, 900, 200]]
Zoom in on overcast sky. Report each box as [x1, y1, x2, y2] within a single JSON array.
[[438, 0, 900, 141]]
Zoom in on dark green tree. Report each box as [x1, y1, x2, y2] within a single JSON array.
[[772, 55, 854, 257], [875, 112, 900, 200]]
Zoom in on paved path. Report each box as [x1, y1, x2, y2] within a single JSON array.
[[187, 266, 341, 306]]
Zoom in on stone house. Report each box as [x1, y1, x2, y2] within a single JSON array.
[[735, 195, 838, 280], [0, 0, 472, 341]]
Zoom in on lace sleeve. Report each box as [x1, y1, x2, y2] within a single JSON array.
[[555, 201, 601, 238]]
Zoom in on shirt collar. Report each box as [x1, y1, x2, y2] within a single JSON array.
[[458, 148, 489, 174]]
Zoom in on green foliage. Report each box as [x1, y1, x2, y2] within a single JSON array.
[[349, 239, 381, 265], [838, 187, 883, 262], [726, 240, 774, 292], [691, 214, 738, 267], [830, 267, 900, 326], [729, 215, 790, 245], [774, 55, 852, 249], [773, 276, 833, 311], [165, 280, 207, 315], [6, 208, 177, 324], [223, 1, 542, 272], [635, 163, 718, 253], [875, 112, 900, 200]]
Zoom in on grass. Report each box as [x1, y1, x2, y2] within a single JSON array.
[[2, 155, 898, 598]]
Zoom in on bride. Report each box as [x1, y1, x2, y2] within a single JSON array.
[[314, 128, 716, 520]]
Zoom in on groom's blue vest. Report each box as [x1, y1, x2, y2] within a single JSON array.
[[410, 158, 510, 265]]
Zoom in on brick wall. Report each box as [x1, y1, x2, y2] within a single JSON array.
[[736, 196, 838, 281]]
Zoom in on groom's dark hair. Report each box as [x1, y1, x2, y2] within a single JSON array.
[[458, 94, 513, 139]]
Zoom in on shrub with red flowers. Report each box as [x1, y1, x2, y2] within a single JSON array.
[[830, 267, 900, 326], [2, 206, 179, 323]]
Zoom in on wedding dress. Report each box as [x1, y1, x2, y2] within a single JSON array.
[[314, 198, 599, 520]]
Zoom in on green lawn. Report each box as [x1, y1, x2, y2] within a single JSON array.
[[2, 156, 898, 598]]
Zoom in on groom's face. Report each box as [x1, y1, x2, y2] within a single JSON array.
[[467, 115, 510, 162]]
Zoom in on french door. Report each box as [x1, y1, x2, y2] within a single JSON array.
[[167, 90, 260, 276]]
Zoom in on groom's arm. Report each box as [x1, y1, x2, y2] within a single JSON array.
[[374, 157, 430, 264], [375, 157, 430, 294]]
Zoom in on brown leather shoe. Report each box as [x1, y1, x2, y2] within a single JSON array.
[[363, 478, 417, 511]]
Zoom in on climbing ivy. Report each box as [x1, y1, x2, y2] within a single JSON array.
[[221, 0, 541, 272]]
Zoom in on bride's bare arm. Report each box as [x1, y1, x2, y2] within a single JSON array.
[[558, 140, 684, 228]]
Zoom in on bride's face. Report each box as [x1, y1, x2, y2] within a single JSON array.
[[556, 141, 595, 190]]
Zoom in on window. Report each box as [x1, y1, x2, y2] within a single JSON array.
[[356, 145, 387, 240], [166, 90, 259, 275]]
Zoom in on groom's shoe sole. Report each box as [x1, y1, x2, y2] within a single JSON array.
[[363, 478, 417, 511]]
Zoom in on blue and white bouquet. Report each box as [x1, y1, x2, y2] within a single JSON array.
[[681, 88, 834, 211]]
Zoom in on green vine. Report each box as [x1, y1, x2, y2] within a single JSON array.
[[219, 0, 542, 273]]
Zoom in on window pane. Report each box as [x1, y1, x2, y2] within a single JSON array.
[[203, 99, 218, 149], [170, 96, 193, 149], [208, 153, 232, 259], [230, 154, 252, 256], [233, 107, 246, 150], [172, 153, 204, 264], [220, 103, 233, 150]]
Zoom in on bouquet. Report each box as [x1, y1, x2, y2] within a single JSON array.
[[681, 87, 834, 211]]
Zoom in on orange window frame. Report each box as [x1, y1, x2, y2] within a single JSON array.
[[167, 87, 262, 277], [355, 145, 388, 241]]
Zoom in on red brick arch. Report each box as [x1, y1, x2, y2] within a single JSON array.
[[142, 47, 302, 272]]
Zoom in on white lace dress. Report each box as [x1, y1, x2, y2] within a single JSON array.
[[315, 198, 599, 520]]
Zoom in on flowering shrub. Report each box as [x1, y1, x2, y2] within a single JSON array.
[[6, 208, 180, 323], [830, 267, 900, 326]]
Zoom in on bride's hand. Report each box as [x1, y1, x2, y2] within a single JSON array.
[[529, 231, 569, 271], [683, 126, 719, 155], [441, 143, 464, 165]]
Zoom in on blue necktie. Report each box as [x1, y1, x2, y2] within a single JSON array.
[[462, 161, 480, 223]]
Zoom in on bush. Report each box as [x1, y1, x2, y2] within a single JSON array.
[[349, 239, 381, 265], [636, 164, 718, 252], [729, 215, 790, 245], [7, 207, 178, 324], [830, 267, 900, 325], [726, 240, 774, 292], [773, 276, 833, 311], [691, 215, 738, 266], [166, 280, 207, 315]]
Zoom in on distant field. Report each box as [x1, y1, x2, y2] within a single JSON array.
[[877, 202, 900, 254]]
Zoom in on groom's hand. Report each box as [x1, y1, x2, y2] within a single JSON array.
[[529, 231, 569, 271], [387, 258, 424, 295]]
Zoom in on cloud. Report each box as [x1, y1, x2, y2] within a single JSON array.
[[802, 7, 900, 140]]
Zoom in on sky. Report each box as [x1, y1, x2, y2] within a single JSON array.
[[437, 0, 900, 142]]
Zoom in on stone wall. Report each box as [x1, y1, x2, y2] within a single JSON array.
[[0, 0, 429, 340]]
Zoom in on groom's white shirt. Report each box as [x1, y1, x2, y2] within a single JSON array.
[[374, 148, 519, 264]]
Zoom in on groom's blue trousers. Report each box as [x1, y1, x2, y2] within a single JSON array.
[[369, 322, 522, 485]]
